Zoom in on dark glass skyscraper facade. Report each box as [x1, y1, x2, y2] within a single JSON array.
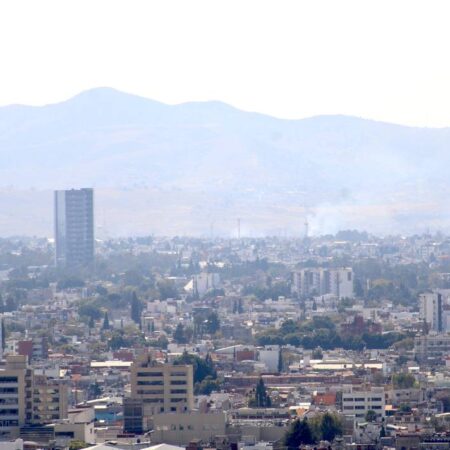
[[54, 188, 94, 268]]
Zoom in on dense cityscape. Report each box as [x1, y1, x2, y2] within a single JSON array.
[[0, 189, 449, 449], [2, 2, 449, 449]]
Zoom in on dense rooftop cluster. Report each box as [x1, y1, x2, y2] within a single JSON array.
[[1, 232, 450, 450]]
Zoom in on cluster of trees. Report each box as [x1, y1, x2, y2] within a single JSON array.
[[98, 312, 147, 351], [351, 259, 430, 306], [173, 323, 192, 344], [174, 352, 219, 395], [78, 290, 145, 326], [193, 312, 220, 338], [218, 258, 270, 279], [0, 240, 52, 269], [257, 317, 410, 350], [156, 279, 179, 300], [57, 277, 85, 289], [283, 413, 343, 449], [242, 281, 291, 302], [95, 249, 177, 282], [365, 281, 414, 306], [248, 378, 272, 407], [392, 372, 417, 389], [172, 312, 220, 344], [0, 292, 24, 313]]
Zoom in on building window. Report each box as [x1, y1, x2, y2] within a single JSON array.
[[137, 372, 163, 377]]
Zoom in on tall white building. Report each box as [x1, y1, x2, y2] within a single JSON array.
[[419, 292, 443, 332], [292, 268, 354, 299], [54, 188, 94, 268]]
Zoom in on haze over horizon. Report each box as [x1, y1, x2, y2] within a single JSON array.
[[2, 1, 450, 237], [2, 0, 450, 127], [1, 86, 450, 238]]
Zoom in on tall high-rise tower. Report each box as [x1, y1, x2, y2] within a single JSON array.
[[420, 292, 443, 333], [54, 188, 94, 268]]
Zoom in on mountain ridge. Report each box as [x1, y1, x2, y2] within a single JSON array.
[[1, 87, 450, 236], [1, 87, 431, 128]]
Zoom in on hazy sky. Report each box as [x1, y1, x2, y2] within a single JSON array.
[[1, 0, 449, 126]]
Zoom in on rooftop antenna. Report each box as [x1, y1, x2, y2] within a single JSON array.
[[237, 218, 241, 240], [304, 218, 309, 239]]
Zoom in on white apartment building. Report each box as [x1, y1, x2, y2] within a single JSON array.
[[258, 346, 280, 373], [414, 333, 450, 363], [184, 273, 221, 298], [292, 268, 354, 299], [342, 386, 385, 423], [130, 354, 194, 415]]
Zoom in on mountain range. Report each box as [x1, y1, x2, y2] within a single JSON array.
[[1, 87, 450, 237]]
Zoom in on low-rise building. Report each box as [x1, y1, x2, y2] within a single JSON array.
[[342, 386, 385, 423]]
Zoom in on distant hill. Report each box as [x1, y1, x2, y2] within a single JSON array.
[[1, 87, 450, 237]]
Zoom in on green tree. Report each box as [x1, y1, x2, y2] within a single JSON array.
[[195, 376, 221, 395], [249, 377, 272, 407], [68, 440, 88, 450], [102, 311, 110, 330], [312, 347, 323, 359], [5, 295, 18, 312], [278, 347, 283, 373], [284, 419, 315, 450], [399, 404, 412, 413], [131, 291, 143, 325], [78, 302, 102, 320], [319, 412, 342, 441], [365, 410, 377, 422], [174, 351, 217, 383], [173, 323, 188, 344], [393, 372, 416, 389], [205, 312, 220, 335], [157, 279, 179, 300], [438, 395, 450, 412], [57, 277, 85, 290], [108, 330, 128, 350], [193, 314, 205, 339], [87, 382, 102, 400]]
